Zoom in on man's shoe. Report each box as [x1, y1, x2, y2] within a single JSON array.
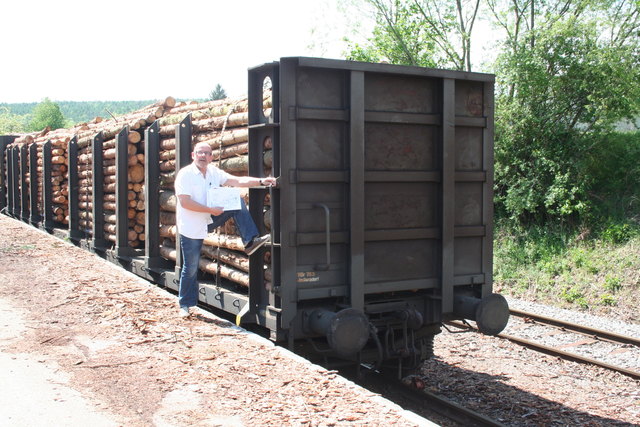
[[245, 234, 271, 255], [179, 306, 190, 318]]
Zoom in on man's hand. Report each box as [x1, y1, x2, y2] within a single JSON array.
[[260, 176, 277, 187], [210, 206, 224, 216], [178, 194, 223, 216]]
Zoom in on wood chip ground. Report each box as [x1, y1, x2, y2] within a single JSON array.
[[0, 215, 427, 427]]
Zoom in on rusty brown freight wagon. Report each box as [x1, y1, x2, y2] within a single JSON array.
[[0, 57, 509, 372]]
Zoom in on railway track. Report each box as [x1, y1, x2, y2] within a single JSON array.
[[342, 366, 507, 427], [446, 309, 640, 380], [396, 378, 507, 427], [509, 309, 640, 347]]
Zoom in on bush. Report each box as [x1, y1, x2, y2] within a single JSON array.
[[603, 276, 623, 293], [600, 223, 636, 244], [28, 98, 66, 132], [599, 294, 616, 306], [560, 287, 588, 308], [0, 107, 25, 134], [586, 132, 640, 226]]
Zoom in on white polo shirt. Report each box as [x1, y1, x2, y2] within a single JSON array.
[[174, 163, 234, 239]]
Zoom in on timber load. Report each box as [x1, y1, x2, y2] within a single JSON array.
[[4, 97, 176, 228], [2, 92, 273, 290]]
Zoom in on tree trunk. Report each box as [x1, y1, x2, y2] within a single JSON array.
[[159, 191, 177, 212]]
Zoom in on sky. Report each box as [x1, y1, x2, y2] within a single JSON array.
[[0, 0, 365, 103]]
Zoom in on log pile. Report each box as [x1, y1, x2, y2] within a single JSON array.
[[12, 127, 74, 222], [77, 128, 148, 246], [7, 97, 176, 230], [4, 92, 274, 291], [74, 97, 180, 246], [77, 143, 93, 233]]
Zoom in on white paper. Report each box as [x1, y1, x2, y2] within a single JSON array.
[[207, 187, 241, 211]]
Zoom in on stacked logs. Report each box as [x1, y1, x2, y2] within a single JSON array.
[[75, 97, 177, 246], [11, 128, 73, 223], [6, 97, 177, 228], [4, 93, 274, 290], [157, 93, 274, 288], [77, 143, 93, 233], [45, 141, 69, 222], [76, 129, 146, 246]]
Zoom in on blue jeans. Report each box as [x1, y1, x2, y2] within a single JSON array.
[[179, 200, 259, 308], [208, 199, 259, 246], [178, 235, 203, 308]]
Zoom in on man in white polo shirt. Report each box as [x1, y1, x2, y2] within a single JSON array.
[[174, 141, 276, 318]]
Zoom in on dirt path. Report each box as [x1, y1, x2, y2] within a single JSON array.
[[0, 302, 122, 426]]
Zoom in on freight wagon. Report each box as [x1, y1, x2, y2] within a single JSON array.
[[0, 57, 509, 372]]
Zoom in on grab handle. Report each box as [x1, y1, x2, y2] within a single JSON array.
[[314, 203, 331, 271]]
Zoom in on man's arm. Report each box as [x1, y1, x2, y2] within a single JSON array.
[[177, 194, 223, 216], [224, 176, 277, 187]]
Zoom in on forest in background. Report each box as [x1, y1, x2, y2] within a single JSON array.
[[1, 100, 163, 124]]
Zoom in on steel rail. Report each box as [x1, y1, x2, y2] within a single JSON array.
[[369, 369, 507, 427], [416, 386, 507, 427], [445, 320, 640, 381], [509, 308, 640, 347], [498, 331, 640, 380]]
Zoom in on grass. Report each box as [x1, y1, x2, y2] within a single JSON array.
[[493, 131, 640, 321], [493, 223, 640, 322]]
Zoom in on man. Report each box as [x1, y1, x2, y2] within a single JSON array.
[[174, 141, 276, 318]]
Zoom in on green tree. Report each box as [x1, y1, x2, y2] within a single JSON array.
[[209, 84, 227, 101], [491, 0, 640, 224], [344, 0, 481, 71], [28, 98, 66, 132], [0, 107, 25, 134]]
